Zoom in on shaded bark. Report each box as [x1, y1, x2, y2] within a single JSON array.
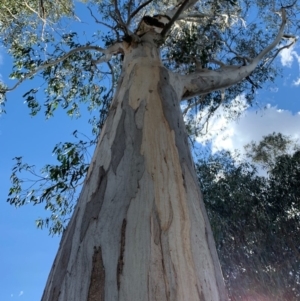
[[41, 32, 227, 301]]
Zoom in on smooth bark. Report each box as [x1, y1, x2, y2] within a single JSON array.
[[41, 32, 227, 301]]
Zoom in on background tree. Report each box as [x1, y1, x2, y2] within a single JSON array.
[[196, 133, 300, 300], [244, 132, 299, 169], [1, 1, 299, 300]]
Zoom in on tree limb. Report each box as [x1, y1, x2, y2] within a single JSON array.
[[179, 9, 287, 101], [3, 5, 18, 20], [127, 0, 134, 21], [177, 12, 212, 20], [113, 0, 129, 34], [3, 43, 123, 94], [87, 7, 120, 40], [182, 94, 207, 116], [127, 0, 154, 25], [161, 0, 194, 38], [165, 0, 199, 19], [263, 39, 295, 69]]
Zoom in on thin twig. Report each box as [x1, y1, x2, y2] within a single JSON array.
[[127, 0, 134, 21], [87, 7, 120, 40], [263, 39, 296, 69], [182, 95, 206, 116], [176, 12, 211, 20], [3, 5, 18, 19], [24, 1, 46, 21], [209, 59, 226, 67], [281, 0, 297, 9], [114, 0, 128, 33]]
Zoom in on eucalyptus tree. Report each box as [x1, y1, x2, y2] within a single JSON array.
[[1, 0, 298, 300]]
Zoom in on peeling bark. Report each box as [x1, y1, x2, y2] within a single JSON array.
[[41, 32, 227, 301], [87, 247, 105, 301], [117, 219, 127, 290]]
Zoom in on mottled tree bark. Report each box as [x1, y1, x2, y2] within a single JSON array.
[[41, 32, 227, 301]]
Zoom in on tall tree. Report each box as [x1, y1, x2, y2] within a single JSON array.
[[1, 1, 298, 300]]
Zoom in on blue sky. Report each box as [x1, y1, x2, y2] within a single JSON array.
[[0, 4, 300, 301], [0, 61, 90, 300], [196, 47, 300, 154]]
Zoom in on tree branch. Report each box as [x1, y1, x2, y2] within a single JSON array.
[[179, 9, 287, 101], [113, 0, 129, 34], [127, 0, 154, 25], [3, 5, 18, 20], [3, 43, 123, 94], [254, 8, 286, 61], [161, 0, 193, 38], [127, 0, 134, 21], [24, 1, 43, 19], [165, 0, 198, 19], [176, 12, 212, 21], [263, 39, 296, 69], [87, 7, 120, 40], [182, 94, 207, 116]]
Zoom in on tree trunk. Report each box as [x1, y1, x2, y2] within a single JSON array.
[[41, 33, 227, 301]]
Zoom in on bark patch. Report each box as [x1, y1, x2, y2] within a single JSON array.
[[134, 99, 146, 129], [117, 219, 127, 290], [87, 246, 105, 301], [45, 209, 79, 301], [111, 109, 126, 174], [152, 208, 161, 245], [158, 68, 193, 170], [80, 166, 107, 242]]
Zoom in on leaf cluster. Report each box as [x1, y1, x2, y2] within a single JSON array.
[[8, 133, 92, 235]]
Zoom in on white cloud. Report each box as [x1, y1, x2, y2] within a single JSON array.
[[280, 45, 300, 86], [196, 95, 249, 151], [197, 103, 300, 155], [280, 46, 295, 67], [279, 44, 300, 67], [293, 77, 300, 86]]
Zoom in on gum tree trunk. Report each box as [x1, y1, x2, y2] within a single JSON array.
[[41, 33, 227, 301]]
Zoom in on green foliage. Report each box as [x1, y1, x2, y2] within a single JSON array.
[[245, 132, 299, 169], [197, 143, 300, 300], [8, 132, 92, 235]]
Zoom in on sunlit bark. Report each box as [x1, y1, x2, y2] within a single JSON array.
[[41, 32, 227, 301]]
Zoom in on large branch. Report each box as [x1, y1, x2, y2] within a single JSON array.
[[2, 43, 123, 93], [179, 8, 287, 101]]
